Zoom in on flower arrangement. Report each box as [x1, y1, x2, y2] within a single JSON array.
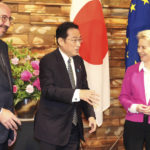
[[8, 42, 41, 106]]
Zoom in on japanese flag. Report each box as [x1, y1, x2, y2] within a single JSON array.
[[70, 0, 110, 126]]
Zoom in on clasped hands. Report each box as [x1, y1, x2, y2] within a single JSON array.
[[136, 104, 150, 115]]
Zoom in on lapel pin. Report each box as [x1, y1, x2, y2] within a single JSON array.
[[77, 69, 80, 72]]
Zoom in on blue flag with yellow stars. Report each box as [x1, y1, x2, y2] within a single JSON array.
[[125, 0, 150, 68]]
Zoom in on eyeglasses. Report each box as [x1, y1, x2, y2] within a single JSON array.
[[67, 38, 82, 44], [0, 15, 13, 23]]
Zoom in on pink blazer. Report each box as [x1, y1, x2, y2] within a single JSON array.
[[119, 63, 150, 123]]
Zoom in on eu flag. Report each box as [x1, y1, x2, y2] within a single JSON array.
[[125, 0, 150, 68]]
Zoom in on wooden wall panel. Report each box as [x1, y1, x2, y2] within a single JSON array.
[[102, 0, 131, 8]]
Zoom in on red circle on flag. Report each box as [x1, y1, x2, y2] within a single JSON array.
[[74, 0, 108, 65]]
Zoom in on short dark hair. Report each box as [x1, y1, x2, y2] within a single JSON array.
[[56, 22, 79, 45]]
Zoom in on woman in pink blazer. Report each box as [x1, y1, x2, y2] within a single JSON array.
[[119, 30, 150, 150]]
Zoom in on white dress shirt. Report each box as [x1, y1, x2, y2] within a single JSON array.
[[128, 62, 150, 113], [59, 49, 80, 102]]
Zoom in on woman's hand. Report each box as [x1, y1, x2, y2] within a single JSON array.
[[136, 104, 150, 115]]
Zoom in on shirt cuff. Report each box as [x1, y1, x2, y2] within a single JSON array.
[[72, 89, 80, 102], [128, 104, 138, 113]]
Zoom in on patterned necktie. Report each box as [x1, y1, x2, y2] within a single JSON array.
[[67, 58, 78, 125]]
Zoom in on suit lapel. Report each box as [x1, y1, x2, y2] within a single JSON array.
[[55, 49, 82, 89], [0, 41, 13, 91], [138, 69, 146, 104], [55, 49, 72, 88]]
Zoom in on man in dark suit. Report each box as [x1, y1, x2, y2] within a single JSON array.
[[34, 22, 99, 150], [0, 3, 21, 150]]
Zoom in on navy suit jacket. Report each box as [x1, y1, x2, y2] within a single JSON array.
[[34, 49, 95, 146], [0, 40, 14, 144]]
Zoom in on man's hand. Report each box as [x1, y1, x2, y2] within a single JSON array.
[[0, 108, 21, 130], [79, 90, 100, 107], [8, 129, 17, 147], [88, 117, 97, 134]]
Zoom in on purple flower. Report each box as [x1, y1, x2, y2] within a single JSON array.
[[31, 61, 39, 70], [21, 71, 32, 81], [33, 78, 41, 91]]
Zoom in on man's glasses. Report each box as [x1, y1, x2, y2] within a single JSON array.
[[67, 38, 82, 44], [0, 15, 13, 23]]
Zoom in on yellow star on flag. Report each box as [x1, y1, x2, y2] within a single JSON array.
[[135, 60, 137, 64], [126, 38, 129, 45], [141, 0, 149, 5], [126, 51, 129, 58], [130, 4, 136, 12]]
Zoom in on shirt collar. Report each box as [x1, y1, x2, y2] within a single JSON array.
[[139, 62, 150, 73], [59, 48, 73, 64]]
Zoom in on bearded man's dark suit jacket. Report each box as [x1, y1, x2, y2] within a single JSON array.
[[0, 40, 14, 144], [34, 49, 95, 146]]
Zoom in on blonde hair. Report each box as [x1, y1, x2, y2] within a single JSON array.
[[137, 30, 150, 41]]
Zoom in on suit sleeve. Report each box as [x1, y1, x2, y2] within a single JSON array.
[[39, 55, 74, 104], [119, 67, 133, 111], [0, 40, 13, 109], [79, 58, 95, 119]]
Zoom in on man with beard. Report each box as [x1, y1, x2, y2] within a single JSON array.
[[0, 3, 21, 150]]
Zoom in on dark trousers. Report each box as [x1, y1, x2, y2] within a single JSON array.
[[40, 124, 80, 150], [11, 121, 40, 150], [0, 141, 8, 150], [124, 115, 150, 150]]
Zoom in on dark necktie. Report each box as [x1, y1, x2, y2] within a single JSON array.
[[67, 58, 78, 125]]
